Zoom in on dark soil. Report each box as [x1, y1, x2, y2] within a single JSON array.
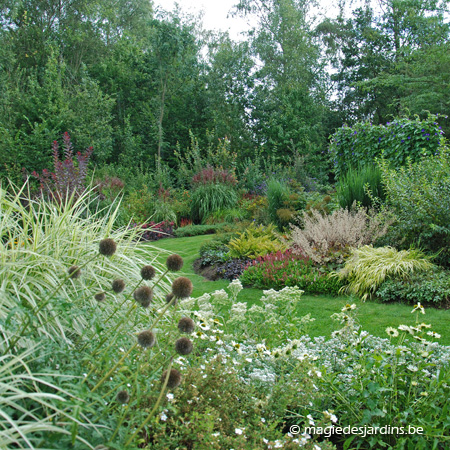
[[192, 258, 221, 281]]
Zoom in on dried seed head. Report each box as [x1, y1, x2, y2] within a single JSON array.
[[171, 277, 193, 299], [133, 286, 153, 307], [166, 254, 184, 272], [116, 390, 130, 404], [165, 292, 177, 306], [175, 337, 193, 355], [99, 238, 117, 257], [161, 368, 182, 389], [140, 265, 156, 281], [137, 330, 156, 348], [112, 279, 126, 293], [68, 265, 81, 279], [178, 317, 195, 334], [94, 292, 106, 302]]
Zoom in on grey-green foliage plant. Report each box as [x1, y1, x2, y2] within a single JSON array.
[[266, 178, 290, 229], [190, 183, 238, 223], [337, 164, 385, 209], [378, 142, 450, 266]]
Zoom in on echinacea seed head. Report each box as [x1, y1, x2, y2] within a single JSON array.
[[94, 292, 106, 302], [175, 337, 193, 355], [165, 292, 177, 306], [133, 286, 153, 307], [112, 279, 126, 293], [99, 238, 117, 257], [68, 265, 81, 279], [140, 265, 156, 280], [137, 330, 156, 348], [166, 254, 184, 272], [161, 368, 182, 389], [171, 277, 193, 299], [178, 317, 195, 334], [116, 390, 130, 404]]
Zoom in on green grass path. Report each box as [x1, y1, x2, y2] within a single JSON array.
[[144, 235, 450, 345]]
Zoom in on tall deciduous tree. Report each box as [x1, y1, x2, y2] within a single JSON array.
[[235, 0, 329, 163], [320, 0, 450, 128], [204, 33, 255, 157]]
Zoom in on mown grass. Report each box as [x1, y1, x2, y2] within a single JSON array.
[[146, 235, 450, 345]]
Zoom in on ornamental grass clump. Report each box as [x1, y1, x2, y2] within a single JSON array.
[[0, 180, 172, 352], [288, 207, 388, 265], [335, 245, 434, 301]]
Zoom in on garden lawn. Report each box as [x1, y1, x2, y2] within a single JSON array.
[[144, 235, 450, 345]]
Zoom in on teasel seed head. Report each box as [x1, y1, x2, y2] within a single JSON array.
[[137, 330, 156, 348], [161, 368, 182, 389], [112, 279, 126, 293], [140, 265, 156, 281], [175, 337, 193, 355], [165, 292, 177, 306], [94, 292, 106, 302], [99, 238, 117, 257], [116, 390, 130, 404], [166, 254, 184, 272], [171, 277, 193, 299], [68, 265, 81, 279], [178, 317, 195, 334], [133, 286, 153, 307]]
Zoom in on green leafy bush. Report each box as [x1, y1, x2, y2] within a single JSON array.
[[379, 145, 450, 266], [335, 245, 434, 301], [190, 183, 238, 223], [227, 223, 286, 259], [173, 223, 227, 237], [329, 114, 445, 178], [376, 269, 450, 306], [337, 164, 385, 209], [267, 178, 290, 228], [205, 207, 249, 224], [151, 200, 177, 224]]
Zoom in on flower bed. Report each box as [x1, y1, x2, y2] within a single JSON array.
[[240, 250, 345, 295], [131, 220, 175, 241]]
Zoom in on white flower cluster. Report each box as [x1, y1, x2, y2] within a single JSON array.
[[227, 278, 243, 300], [228, 302, 248, 326]]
